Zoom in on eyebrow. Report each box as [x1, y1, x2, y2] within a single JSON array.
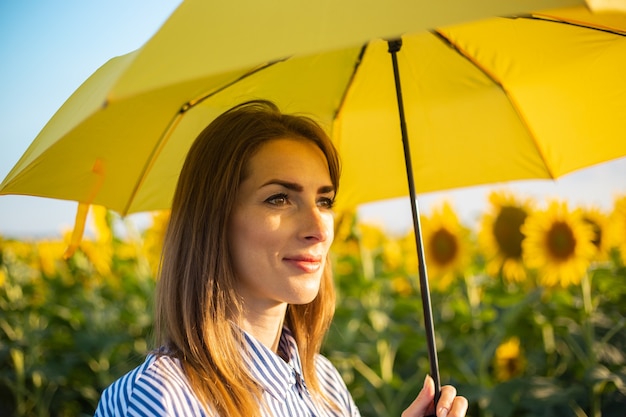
[[261, 179, 335, 194]]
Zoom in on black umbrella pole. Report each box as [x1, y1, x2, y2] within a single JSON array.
[[388, 39, 441, 409]]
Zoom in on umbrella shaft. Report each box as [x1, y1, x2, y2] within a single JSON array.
[[388, 39, 441, 408]]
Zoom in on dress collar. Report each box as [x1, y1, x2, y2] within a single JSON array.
[[242, 326, 305, 402]]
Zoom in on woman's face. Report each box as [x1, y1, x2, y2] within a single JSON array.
[[229, 137, 335, 312]]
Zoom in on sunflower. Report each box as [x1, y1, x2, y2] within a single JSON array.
[[521, 201, 596, 288], [390, 275, 414, 296], [610, 195, 626, 265], [142, 209, 171, 276], [384, 237, 418, 295], [494, 337, 526, 382], [478, 190, 534, 283], [575, 206, 612, 262], [357, 222, 387, 251], [382, 238, 404, 272], [419, 201, 471, 291], [398, 232, 419, 277], [36, 240, 66, 277]]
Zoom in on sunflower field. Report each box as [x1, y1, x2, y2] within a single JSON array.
[[1, 192, 625, 416]]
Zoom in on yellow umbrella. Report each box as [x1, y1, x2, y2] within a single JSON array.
[[3, 2, 624, 217], [2, 0, 625, 404]]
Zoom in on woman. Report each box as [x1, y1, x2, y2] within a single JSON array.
[[95, 100, 467, 417]]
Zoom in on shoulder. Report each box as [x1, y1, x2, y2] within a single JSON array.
[[315, 354, 361, 416], [315, 353, 347, 387], [94, 354, 208, 416]]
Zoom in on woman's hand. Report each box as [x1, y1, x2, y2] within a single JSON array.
[[402, 375, 468, 417]]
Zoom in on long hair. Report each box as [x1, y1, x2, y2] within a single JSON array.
[[155, 100, 341, 415]]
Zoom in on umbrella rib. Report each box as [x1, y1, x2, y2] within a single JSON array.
[[430, 30, 502, 86], [514, 14, 626, 37], [334, 43, 369, 120], [122, 59, 287, 215], [182, 58, 289, 111], [431, 30, 557, 179]]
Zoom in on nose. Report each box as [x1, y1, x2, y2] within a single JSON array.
[[300, 206, 332, 242]]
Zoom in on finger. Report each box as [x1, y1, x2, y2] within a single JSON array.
[[401, 375, 435, 417], [435, 385, 457, 417], [448, 395, 469, 417]]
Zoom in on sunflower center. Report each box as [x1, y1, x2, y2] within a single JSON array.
[[546, 221, 576, 260], [503, 357, 523, 379], [493, 206, 527, 259], [430, 228, 458, 266]]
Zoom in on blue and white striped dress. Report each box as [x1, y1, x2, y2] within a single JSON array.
[[94, 327, 361, 416]]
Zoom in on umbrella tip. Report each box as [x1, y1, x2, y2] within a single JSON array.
[[63, 202, 90, 259], [387, 38, 402, 53]]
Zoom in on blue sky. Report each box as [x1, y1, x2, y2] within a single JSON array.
[[0, 1, 181, 237], [0, 1, 625, 238]]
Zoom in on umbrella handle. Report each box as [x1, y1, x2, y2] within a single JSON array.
[[387, 39, 442, 411]]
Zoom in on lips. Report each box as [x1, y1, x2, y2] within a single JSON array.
[[284, 254, 324, 273]]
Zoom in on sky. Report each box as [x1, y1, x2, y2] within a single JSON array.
[[0, 1, 183, 238], [0, 1, 625, 239]]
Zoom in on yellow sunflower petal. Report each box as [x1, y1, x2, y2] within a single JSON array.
[[522, 201, 595, 288], [421, 201, 471, 291], [478, 190, 534, 283], [575, 206, 611, 262], [494, 337, 526, 381], [610, 195, 626, 264]]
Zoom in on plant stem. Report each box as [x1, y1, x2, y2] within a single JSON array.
[[581, 272, 599, 417], [581, 273, 595, 365]]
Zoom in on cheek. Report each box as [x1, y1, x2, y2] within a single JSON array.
[[230, 211, 281, 256], [228, 213, 253, 263], [324, 213, 335, 244]]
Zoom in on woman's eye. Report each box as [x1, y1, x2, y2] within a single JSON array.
[[265, 193, 289, 206], [318, 197, 335, 209]]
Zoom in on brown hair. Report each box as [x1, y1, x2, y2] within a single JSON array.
[[155, 100, 341, 415]]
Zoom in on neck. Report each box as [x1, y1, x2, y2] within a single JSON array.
[[240, 303, 287, 352]]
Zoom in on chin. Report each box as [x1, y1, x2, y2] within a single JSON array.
[[286, 282, 322, 305]]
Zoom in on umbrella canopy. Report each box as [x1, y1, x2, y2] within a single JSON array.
[[2, 3, 624, 216], [91, 0, 587, 100]]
